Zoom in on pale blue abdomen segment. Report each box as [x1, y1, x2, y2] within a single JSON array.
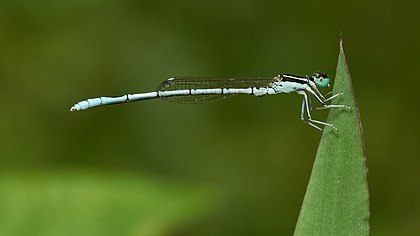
[[71, 92, 160, 111], [73, 96, 127, 111]]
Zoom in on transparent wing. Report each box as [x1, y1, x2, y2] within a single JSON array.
[[156, 77, 276, 103]]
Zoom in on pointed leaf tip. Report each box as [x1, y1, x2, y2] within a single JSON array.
[[294, 35, 369, 236]]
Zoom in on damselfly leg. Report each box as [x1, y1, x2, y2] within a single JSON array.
[[309, 92, 351, 111], [298, 91, 338, 131]]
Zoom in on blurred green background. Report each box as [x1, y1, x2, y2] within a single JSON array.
[[1, 0, 419, 235]]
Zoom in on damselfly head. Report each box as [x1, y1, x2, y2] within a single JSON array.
[[312, 72, 330, 88]]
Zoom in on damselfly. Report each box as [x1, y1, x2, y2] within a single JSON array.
[[70, 73, 348, 130]]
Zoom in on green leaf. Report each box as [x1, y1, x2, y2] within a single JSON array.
[[294, 37, 370, 236]]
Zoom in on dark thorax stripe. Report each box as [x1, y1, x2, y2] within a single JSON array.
[[281, 74, 309, 84]]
